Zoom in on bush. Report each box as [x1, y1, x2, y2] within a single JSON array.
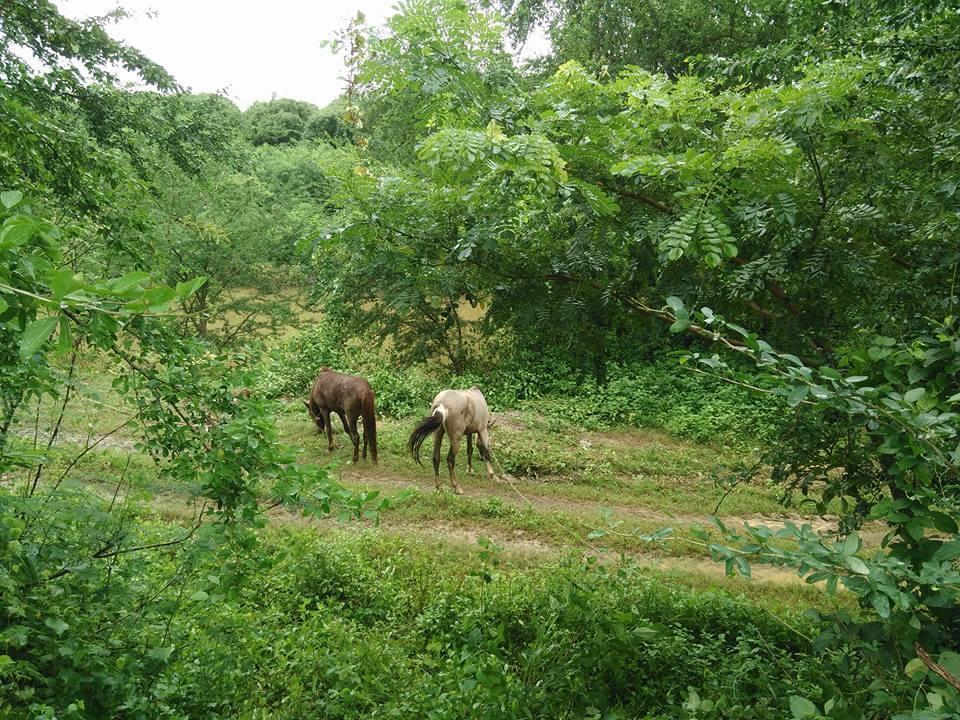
[[147, 529, 903, 719], [361, 365, 436, 418], [257, 327, 788, 450], [255, 323, 345, 398], [528, 360, 786, 448]]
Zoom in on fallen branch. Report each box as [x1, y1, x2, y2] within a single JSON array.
[[915, 643, 960, 692]]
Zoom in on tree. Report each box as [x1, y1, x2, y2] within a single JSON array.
[[494, 0, 798, 77], [322, 2, 960, 711]]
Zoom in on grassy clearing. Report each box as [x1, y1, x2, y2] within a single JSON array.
[[6, 364, 854, 613]]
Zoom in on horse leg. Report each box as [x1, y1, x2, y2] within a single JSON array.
[[347, 414, 361, 464], [446, 430, 463, 495], [337, 412, 349, 435], [432, 426, 445, 491], [466, 433, 474, 474], [319, 408, 334, 452], [477, 428, 496, 480], [362, 419, 368, 460]]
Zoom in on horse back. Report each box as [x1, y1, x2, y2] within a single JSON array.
[[431, 388, 489, 434], [310, 370, 373, 413]]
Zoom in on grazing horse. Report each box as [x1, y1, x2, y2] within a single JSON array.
[[305, 368, 378, 464], [408, 386, 495, 494]]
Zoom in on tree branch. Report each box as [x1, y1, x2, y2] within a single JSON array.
[[915, 644, 960, 692], [595, 180, 672, 213]]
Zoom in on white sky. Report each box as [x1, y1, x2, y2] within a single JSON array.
[[56, 1, 550, 110]]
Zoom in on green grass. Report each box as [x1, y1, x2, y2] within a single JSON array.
[[6, 364, 850, 610]]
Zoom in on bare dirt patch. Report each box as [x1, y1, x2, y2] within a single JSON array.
[[9, 427, 136, 451], [490, 410, 528, 432], [581, 429, 687, 451]]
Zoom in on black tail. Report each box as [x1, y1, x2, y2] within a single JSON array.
[[361, 390, 378, 464], [408, 411, 443, 465]]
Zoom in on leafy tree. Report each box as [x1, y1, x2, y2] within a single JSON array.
[[319, 2, 960, 712], [244, 97, 352, 146], [325, 0, 959, 374], [493, 0, 798, 77], [0, 191, 376, 717], [145, 161, 301, 342]]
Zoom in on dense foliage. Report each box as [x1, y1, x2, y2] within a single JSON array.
[[2, 0, 959, 716], [314, 0, 960, 715], [111, 529, 898, 719]]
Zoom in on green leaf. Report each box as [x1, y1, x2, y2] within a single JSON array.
[[846, 556, 870, 575], [176, 276, 207, 299], [665, 296, 684, 313], [20, 315, 59, 360], [0, 190, 23, 209], [110, 271, 151, 294], [49, 269, 83, 300], [670, 317, 692, 333], [144, 286, 176, 311], [938, 651, 960, 678], [904, 657, 927, 678], [786, 384, 809, 406], [57, 315, 72, 354], [905, 518, 925, 541], [190, 590, 209, 602], [148, 646, 173, 662], [929, 511, 958, 534], [734, 556, 751, 577], [789, 695, 817, 719], [818, 366, 842, 380], [870, 592, 890, 618], [44, 617, 68, 636], [0, 217, 36, 250], [903, 387, 925, 404], [841, 533, 860, 556]]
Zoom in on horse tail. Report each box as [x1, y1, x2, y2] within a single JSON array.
[[361, 389, 378, 464], [408, 406, 446, 465]]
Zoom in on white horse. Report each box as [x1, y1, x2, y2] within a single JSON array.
[[408, 386, 495, 494]]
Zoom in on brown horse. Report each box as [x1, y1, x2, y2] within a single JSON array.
[[305, 368, 378, 464], [408, 386, 494, 494]]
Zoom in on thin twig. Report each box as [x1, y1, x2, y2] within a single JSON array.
[[29, 351, 78, 497]]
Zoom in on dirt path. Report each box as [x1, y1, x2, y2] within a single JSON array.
[[9, 427, 137, 451], [334, 466, 845, 536], [11, 416, 867, 589], [265, 505, 811, 587]]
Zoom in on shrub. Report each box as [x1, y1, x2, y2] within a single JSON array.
[[527, 360, 786, 448], [148, 530, 901, 719], [255, 323, 345, 397]]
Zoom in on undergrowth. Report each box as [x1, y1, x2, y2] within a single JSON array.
[[151, 528, 889, 720], [255, 325, 785, 448]]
